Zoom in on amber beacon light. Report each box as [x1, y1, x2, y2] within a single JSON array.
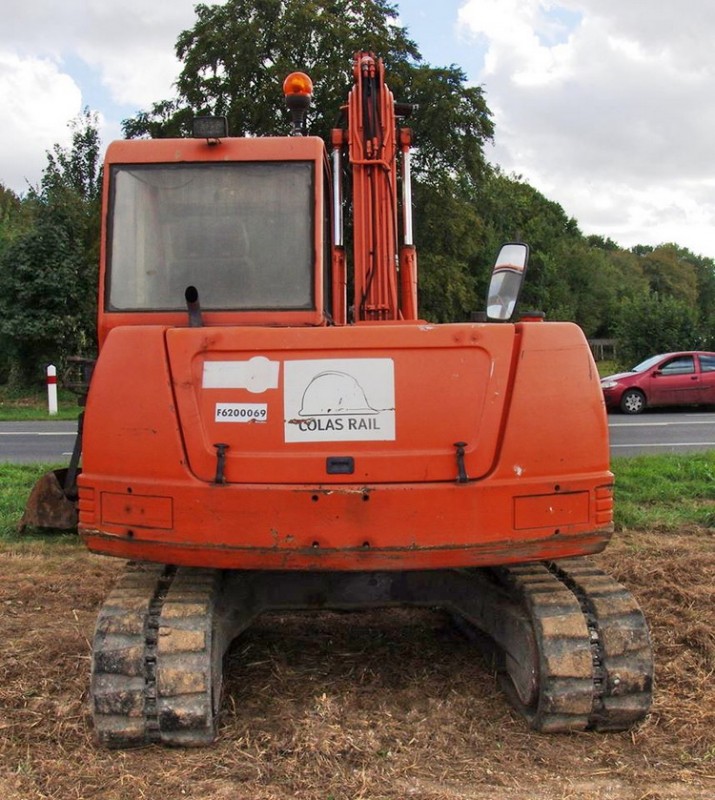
[[283, 71, 313, 135]]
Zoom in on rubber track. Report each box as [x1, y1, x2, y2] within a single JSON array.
[[547, 559, 653, 731], [497, 560, 653, 732], [91, 564, 222, 748], [496, 563, 595, 732], [90, 560, 651, 746]]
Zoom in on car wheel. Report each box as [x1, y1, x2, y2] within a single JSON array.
[[620, 389, 646, 415]]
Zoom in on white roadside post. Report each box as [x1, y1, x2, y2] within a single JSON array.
[[47, 364, 58, 416]]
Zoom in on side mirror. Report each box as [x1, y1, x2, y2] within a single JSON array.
[[486, 242, 529, 321]]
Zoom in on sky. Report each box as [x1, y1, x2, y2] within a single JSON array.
[[1, 0, 714, 259]]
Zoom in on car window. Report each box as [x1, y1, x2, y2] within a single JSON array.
[[659, 356, 695, 375], [698, 354, 715, 372], [632, 354, 665, 372]]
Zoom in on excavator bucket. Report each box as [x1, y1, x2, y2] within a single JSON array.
[[19, 468, 78, 532]]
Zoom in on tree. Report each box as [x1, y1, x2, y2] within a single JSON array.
[[640, 244, 698, 307], [413, 180, 485, 321], [399, 63, 493, 190], [122, 0, 497, 324], [547, 238, 658, 339], [0, 184, 29, 382], [123, 0, 421, 141], [665, 245, 715, 349], [477, 169, 585, 319], [613, 293, 702, 368], [0, 110, 101, 386], [0, 184, 25, 248]]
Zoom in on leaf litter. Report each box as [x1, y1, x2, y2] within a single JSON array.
[[0, 528, 713, 800]]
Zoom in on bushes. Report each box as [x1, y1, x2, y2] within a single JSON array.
[[0, 111, 99, 387], [614, 293, 704, 367]]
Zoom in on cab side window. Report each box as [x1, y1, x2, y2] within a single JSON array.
[[659, 356, 695, 375]]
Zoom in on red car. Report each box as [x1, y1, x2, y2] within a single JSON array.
[[601, 351, 715, 414]]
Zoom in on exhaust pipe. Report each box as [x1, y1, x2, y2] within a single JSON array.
[[185, 285, 203, 327]]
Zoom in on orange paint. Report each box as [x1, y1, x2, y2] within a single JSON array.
[[78, 53, 612, 573], [78, 320, 612, 569]]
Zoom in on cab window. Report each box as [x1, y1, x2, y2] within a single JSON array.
[[107, 161, 314, 312]]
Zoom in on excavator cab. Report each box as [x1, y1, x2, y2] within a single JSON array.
[[97, 133, 334, 348]]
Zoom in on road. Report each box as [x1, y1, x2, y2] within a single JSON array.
[[1, 411, 714, 463], [607, 410, 715, 457], [0, 420, 78, 464]]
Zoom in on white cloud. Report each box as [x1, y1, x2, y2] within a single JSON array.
[[0, 1, 224, 193], [0, 1, 206, 108], [72, 0, 207, 107], [2, 0, 714, 259], [458, 0, 715, 256], [0, 53, 81, 191]]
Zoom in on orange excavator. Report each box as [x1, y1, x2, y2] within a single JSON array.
[[27, 53, 652, 746]]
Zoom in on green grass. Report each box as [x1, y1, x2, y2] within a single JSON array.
[[611, 452, 715, 531], [0, 463, 52, 534], [2, 455, 713, 545], [0, 385, 81, 421], [596, 359, 619, 378], [0, 463, 80, 552]]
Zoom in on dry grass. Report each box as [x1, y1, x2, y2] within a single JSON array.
[[0, 529, 713, 800]]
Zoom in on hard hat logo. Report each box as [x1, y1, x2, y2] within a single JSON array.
[[299, 371, 378, 416], [284, 358, 396, 443]]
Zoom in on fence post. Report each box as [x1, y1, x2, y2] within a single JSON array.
[[47, 364, 58, 416]]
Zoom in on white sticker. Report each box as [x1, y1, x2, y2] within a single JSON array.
[[203, 357, 279, 393], [284, 359, 395, 442], [215, 403, 268, 423]]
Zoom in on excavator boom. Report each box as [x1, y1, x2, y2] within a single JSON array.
[[347, 52, 401, 320]]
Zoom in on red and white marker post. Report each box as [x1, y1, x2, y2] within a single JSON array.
[[46, 364, 58, 416]]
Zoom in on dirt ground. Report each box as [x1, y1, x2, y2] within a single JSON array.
[[1, 528, 713, 800]]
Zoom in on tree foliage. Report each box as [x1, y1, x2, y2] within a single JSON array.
[[123, 0, 420, 141], [0, 184, 25, 247], [478, 170, 582, 318], [613, 293, 702, 367], [401, 63, 493, 189], [0, 110, 100, 385], [412, 180, 485, 321], [640, 244, 698, 306]]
